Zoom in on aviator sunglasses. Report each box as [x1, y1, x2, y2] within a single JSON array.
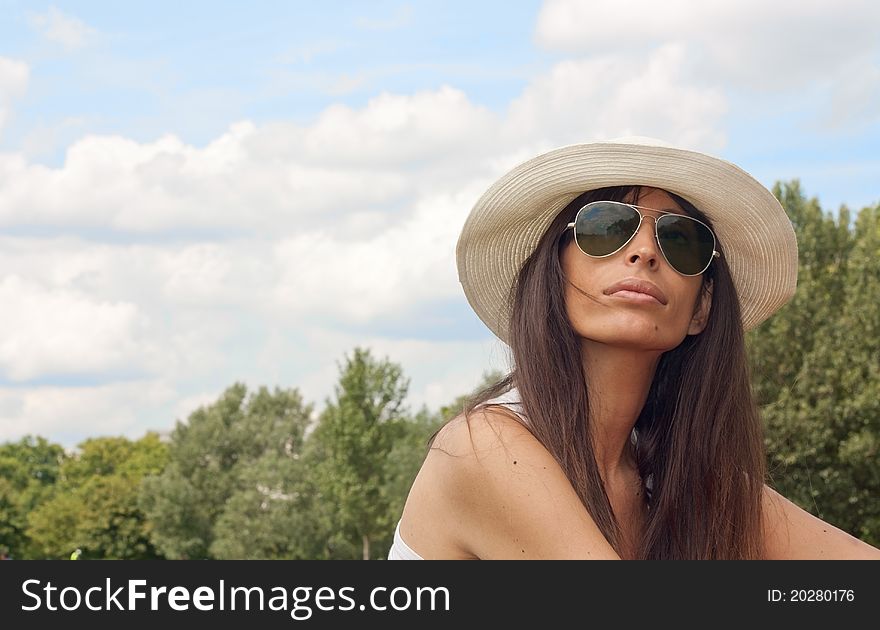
[[566, 201, 721, 276]]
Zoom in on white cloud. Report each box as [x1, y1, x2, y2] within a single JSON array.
[[0, 57, 29, 136], [0, 85, 500, 234], [819, 54, 880, 128], [0, 380, 176, 444], [536, 0, 697, 49], [0, 275, 148, 382], [0, 61, 731, 234], [0, 324, 507, 446], [535, 0, 880, 93], [505, 44, 727, 151], [272, 183, 487, 323], [0, 66, 729, 235], [0, 43, 739, 444], [28, 6, 96, 50], [0, 124, 411, 232], [0, 49, 732, 382], [299, 86, 499, 166], [0, 237, 246, 383], [157, 242, 272, 306]]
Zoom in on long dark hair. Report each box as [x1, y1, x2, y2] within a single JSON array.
[[450, 185, 766, 559]]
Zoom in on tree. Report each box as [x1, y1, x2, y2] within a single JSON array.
[[306, 348, 410, 559], [210, 451, 325, 559], [745, 181, 879, 545], [26, 434, 168, 559], [747, 180, 854, 407], [759, 201, 880, 545], [140, 384, 312, 559], [0, 436, 66, 559]]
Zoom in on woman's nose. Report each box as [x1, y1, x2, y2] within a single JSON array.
[[624, 216, 661, 270]]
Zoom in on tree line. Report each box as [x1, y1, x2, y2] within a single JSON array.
[[0, 180, 877, 559]]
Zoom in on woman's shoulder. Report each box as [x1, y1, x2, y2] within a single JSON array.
[[416, 406, 541, 526], [432, 402, 532, 456], [397, 408, 523, 560], [402, 406, 620, 559]]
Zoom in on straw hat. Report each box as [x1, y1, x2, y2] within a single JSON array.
[[456, 136, 798, 344]]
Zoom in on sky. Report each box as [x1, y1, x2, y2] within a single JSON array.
[[0, 0, 878, 447]]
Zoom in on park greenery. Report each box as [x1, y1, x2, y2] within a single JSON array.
[[0, 180, 877, 559]]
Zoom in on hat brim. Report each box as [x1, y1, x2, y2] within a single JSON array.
[[456, 141, 798, 344]]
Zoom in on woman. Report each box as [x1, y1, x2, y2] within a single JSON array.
[[389, 137, 880, 560]]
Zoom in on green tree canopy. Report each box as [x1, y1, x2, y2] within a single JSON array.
[[26, 433, 168, 559], [749, 183, 879, 545], [139, 384, 312, 559], [305, 347, 410, 559], [0, 436, 66, 559]]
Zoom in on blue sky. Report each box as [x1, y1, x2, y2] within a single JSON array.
[[0, 1, 878, 447], [1, 2, 545, 152]]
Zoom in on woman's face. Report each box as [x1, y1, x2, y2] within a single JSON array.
[[560, 187, 712, 352]]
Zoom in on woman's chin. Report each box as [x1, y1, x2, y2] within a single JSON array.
[[575, 321, 688, 352]]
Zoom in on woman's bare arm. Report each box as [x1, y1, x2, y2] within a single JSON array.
[[762, 484, 880, 559]]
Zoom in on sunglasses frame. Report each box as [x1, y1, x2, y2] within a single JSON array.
[[566, 200, 721, 277]]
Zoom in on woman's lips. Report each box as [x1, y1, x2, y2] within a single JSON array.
[[607, 289, 664, 304], [603, 278, 669, 305]]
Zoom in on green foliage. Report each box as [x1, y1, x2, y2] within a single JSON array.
[[25, 433, 168, 559], [749, 183, 879, 545], [139, 384, 312, 559], [0, 436, 66, 559], [305, 347, 411, 559], [210, 452, 326, 559], [748, 181, 854, 406]]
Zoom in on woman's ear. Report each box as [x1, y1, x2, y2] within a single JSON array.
[[687, 280, 713, 335]]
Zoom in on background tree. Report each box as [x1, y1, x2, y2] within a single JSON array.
[[758, 199, 880, 545], [306, 347, 410, 559], [747, 180, 854, 407], [210, 450, 328, 559], [0, 436, 66, 559], [26, 433, 168, 559], [139, 384, 312, 559]]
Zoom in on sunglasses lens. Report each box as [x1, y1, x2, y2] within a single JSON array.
[[574, 202, 641, 256], [657, 215, 715, 275]]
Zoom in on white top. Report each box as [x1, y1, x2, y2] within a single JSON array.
[[388, 520, 424, 560], [386, 387, 527, 561]]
